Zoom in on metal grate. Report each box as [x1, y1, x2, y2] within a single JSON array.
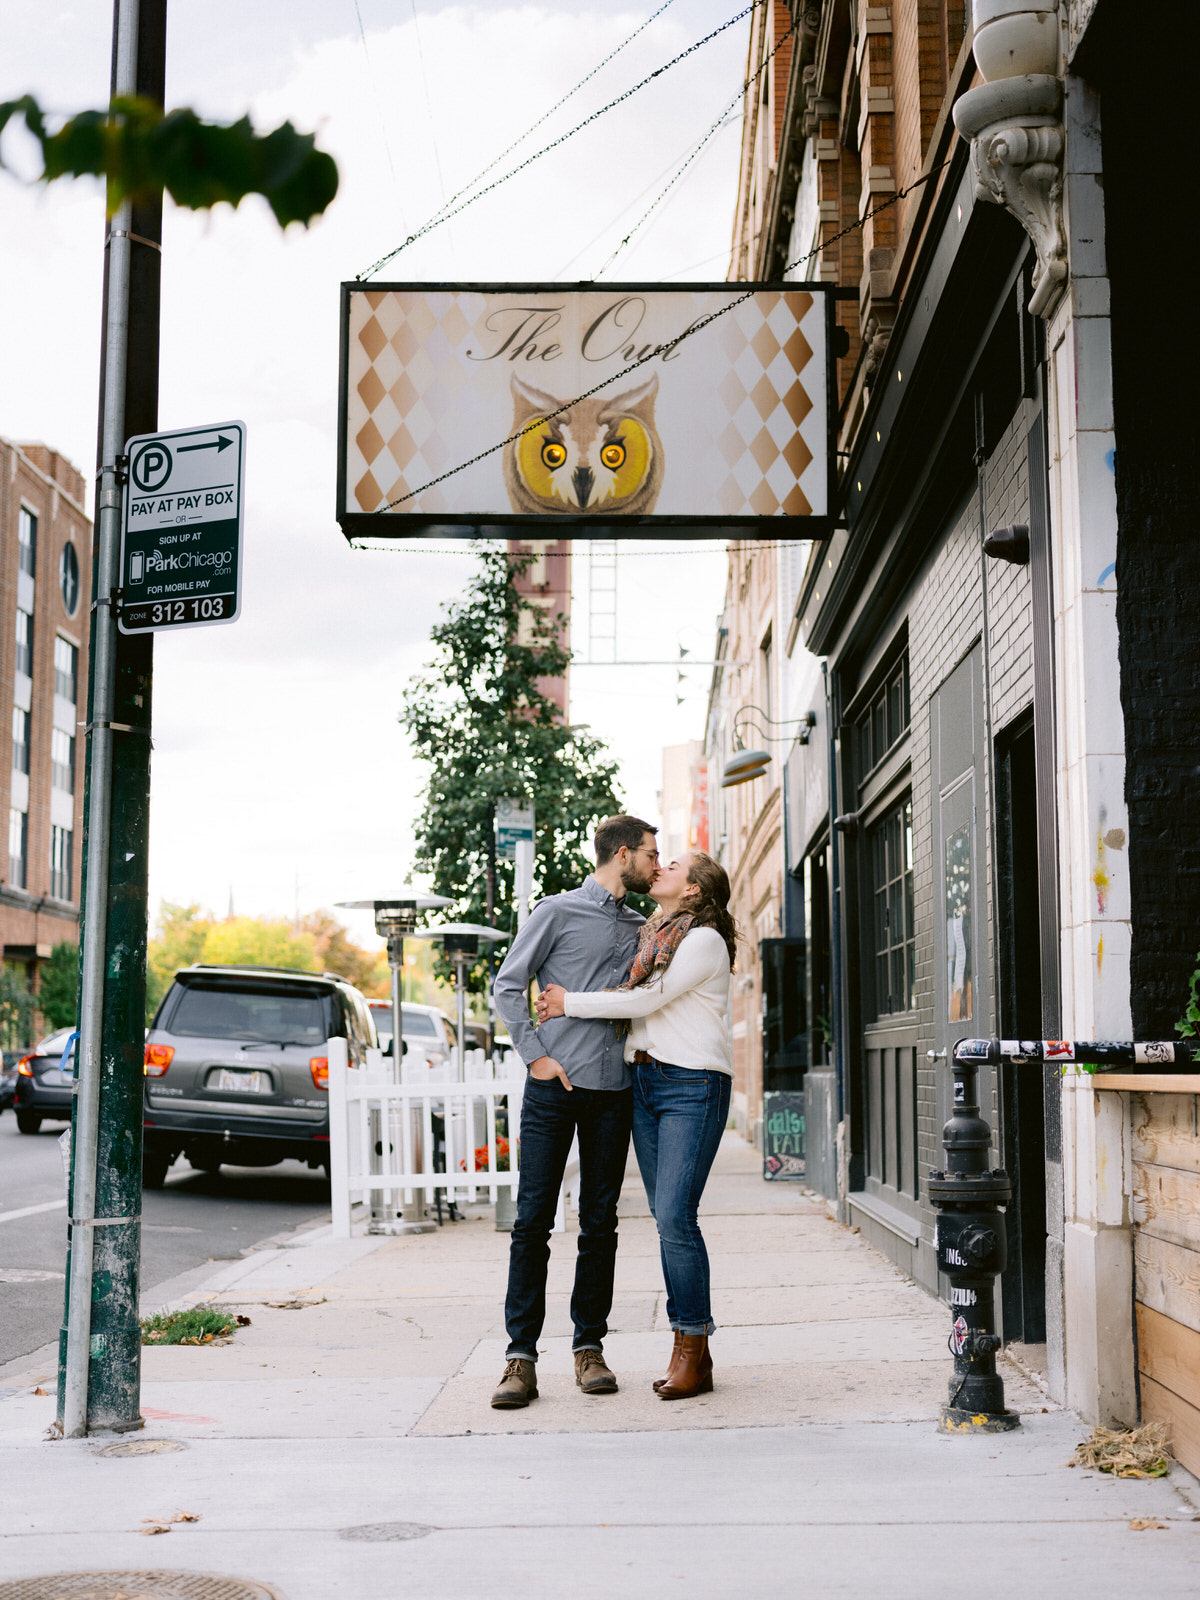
[[0, 1573, 282, 1600], [339, 1522, 436, 1542]]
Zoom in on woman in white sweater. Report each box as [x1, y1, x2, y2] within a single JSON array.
[[537, 850, 736, 1400]]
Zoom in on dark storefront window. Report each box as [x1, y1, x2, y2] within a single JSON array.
[[871, 799, 915, 1016], [859, 654, 910, 777]]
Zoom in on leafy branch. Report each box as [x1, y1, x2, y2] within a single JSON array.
[[0, 95, 338, 227], [1176, 949, 1200, 1039]]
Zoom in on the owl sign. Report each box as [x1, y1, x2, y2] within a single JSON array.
[[337, 283, 834, 536]]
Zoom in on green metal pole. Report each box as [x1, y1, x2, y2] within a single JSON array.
[[57, 0, 164, 1436]]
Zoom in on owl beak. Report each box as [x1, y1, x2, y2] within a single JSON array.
[[572, 465, 594, 509]]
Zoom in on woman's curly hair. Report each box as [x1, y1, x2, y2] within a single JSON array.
[[684, 850, 739, 970]]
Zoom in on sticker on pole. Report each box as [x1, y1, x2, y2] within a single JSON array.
[[119, 420, 245, 633]]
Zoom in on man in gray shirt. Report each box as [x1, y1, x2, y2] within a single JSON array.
[[490, 814, 659, 1409]]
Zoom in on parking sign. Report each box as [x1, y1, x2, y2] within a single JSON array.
[[119, 420, 245, 633]]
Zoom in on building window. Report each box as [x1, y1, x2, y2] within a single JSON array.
[[54, 637, 78, 703], [59, 542, 80, 616], [18, 507, 36, 577], [9, 808, 27, 890], [12, 707, 29, 776], [859, 654, 910, 777], [871, 798, 915, 1016], [15, 609, 32, 679], [50, 825, 73, 901], [51, 727, 74, 794]]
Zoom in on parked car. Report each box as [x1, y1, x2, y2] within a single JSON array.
[[1, 1050, 24, 1114], [12, 1028, 77, 1133], [366, 999, 454, 1065], [142, 964, 376, 1189]]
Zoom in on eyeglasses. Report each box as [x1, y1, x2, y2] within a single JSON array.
[[636, 848, 660, 863]]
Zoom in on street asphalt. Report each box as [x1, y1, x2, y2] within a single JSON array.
[[0, 1108, 332, 1367]]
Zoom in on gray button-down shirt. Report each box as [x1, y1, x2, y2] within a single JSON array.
[[493, 875, 644, 1091]]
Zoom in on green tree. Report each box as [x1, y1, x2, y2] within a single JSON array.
[[0, 966, 37, 1051], [303, 909, 389, 997], [146, 902, 210, 1021], [37, 942, 79, 1030], [400, 545, 624, 991]]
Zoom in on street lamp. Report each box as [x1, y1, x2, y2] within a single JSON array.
[[408, 923, 510, 1071], [720, 708, 817, 788]]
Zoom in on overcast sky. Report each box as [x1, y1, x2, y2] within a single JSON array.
[[0, 1, 743, 949]]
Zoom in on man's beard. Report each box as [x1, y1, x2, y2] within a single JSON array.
[[620, 863, 656, 895]]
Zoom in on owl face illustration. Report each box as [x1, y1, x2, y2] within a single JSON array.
[[503, 373, 663, 515]]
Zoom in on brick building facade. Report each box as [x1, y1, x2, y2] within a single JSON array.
[[710, 0, 1194, 1424], [0, 438, 92, 1015]]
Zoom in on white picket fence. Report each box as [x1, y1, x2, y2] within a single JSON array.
[[326, 1039, 579, 1238]]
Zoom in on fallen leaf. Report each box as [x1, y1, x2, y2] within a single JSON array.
[[169, 1511, 201, 1523], [236, 1315, 252, 1326], [31, 1387, 47, 1396], [1129, 1518, 1168, 1531], [140, 1524, 170, 1536]]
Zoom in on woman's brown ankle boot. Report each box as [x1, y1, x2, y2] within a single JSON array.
[[652, 1330, 683, 1393], [658, 1334, 713, 1399]]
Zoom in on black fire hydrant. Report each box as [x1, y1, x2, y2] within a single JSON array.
[[927, 1038, 1020, 1433]]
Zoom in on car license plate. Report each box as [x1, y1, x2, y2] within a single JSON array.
[[42, 1069, 72, 1087], [213, 1069, 268, 1094]]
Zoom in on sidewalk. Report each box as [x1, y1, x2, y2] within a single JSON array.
[[1, 1134, 1198, 1598]]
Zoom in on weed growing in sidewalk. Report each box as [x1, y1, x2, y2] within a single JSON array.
[[140, 1307, 251, 1345]]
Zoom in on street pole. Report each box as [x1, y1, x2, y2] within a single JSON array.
[[59, 0, 164, 1438], [515, 837, 533, 930], [485, 801, 496, 1053]]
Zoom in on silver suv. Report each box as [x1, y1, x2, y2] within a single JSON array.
[[142, 964, 376, 1188]]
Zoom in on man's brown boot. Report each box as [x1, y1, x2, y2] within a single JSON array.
[[653, 1330, 683, 1392], [490, 1358, 538, 1409], [574, 1347, 619, 1394], [658, 1335, 713, 1400]]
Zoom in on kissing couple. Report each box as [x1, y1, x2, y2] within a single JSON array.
[[491, 813, 736, 1409]]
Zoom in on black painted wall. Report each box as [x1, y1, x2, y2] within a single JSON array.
[[1101, 3, 1200, 1036]]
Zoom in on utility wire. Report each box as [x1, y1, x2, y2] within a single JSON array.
[[593, 10, 795, 278], [552, 118, 735, 282], [415, 0, 678, 246], [352, 0, 402, 211], [360, 155, 954, 514], [357, 0, 765, 280]]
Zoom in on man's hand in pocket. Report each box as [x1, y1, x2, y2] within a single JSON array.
[[528, 1056, 572, 1091]]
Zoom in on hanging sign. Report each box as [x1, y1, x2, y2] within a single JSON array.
[[337, 283, 834, 536], [119, 420, 245, 633]]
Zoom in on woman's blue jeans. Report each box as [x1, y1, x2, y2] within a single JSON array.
[[632, 1058, 731, 1336]]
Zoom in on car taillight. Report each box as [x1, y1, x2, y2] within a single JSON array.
[[17, 1055, 33, 1076], [144, 1043, 174, 1077], [310, 1056, 329, 1090]]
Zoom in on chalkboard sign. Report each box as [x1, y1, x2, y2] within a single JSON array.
[[763, 1090, 805, 1181]]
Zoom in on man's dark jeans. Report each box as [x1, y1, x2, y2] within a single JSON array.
[[505, 1075, 633, 1360]]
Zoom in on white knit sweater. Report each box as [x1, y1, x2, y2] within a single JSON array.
[[562, 926, 733, 1075]]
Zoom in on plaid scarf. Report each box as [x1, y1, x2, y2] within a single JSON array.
[[610, 910, 696, 1034]]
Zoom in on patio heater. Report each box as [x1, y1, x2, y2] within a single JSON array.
[[337, 892, 452, 1234], [408, 923, 510, 1071]]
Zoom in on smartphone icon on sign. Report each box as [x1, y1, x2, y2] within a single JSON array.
[[130, 552, 144, 584]]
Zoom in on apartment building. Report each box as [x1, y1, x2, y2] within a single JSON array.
[[714, 0, 1198, 1435], [0, 437, 92, 992]]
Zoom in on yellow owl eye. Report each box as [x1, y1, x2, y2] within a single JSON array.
[[600, 441, 626, 471], [541, 440, 567, 470]]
